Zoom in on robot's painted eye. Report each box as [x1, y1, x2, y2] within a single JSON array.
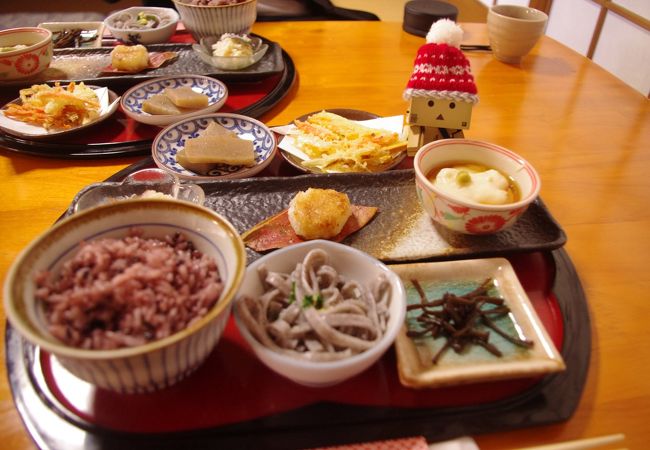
[[449, 102, 456, 109], [427, 100, 435, 107]]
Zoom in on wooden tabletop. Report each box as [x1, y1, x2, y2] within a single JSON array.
[[1, 21, 649, 449]]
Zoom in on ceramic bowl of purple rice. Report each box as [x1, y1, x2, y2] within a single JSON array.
[[3, 198, 246, 393]]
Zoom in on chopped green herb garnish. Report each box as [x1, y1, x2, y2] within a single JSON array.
[[289, 281, 296, 304], [302, 293, 324, 309]]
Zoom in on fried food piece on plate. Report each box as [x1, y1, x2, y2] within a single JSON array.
[[111, 44, 149, 72], [242, 188, 378, 252], [288, 188, 351, 240]]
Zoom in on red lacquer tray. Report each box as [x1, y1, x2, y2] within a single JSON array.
[[6, 246, 589, 449]]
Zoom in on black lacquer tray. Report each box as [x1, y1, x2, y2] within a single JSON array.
[[197, 169, 566, 263]]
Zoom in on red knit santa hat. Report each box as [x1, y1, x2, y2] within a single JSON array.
[[404, 19, 478, 104]]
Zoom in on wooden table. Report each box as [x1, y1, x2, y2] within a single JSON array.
[[1, 21, 649, 449]]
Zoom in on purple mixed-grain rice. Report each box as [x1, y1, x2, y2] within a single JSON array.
[[34, 229, 223, 350]]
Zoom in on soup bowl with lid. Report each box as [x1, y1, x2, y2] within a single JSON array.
[[414, 139, 541, 235]]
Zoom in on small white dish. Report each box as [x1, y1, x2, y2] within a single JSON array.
[[391, 257, 565, 388], [0, 86, 120, 139], [120, 75, 228, 127], [152, 112, 277, 181], [38, 21, 105, 48], [193, 35, 268, 70], [233, 240, 407, 387], [104, 7, 179, 45]]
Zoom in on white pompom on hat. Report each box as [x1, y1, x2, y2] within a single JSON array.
[[404, 19, 478, 103], [426, 18, 463, 47]]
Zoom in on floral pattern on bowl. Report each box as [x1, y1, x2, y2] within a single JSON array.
[[152, 112, 276, 180], [0, 27, 52, 81], [415, 178, 528, 234], [120, 75, 228, 126], [414, 139, 541, 235]]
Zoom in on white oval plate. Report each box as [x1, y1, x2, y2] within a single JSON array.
[[152, 112, 277, 181], [0, 86, 120, 139], [120, 75, 228, 127]]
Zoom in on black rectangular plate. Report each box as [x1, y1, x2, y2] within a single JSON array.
[[195, 169, 567, 263]]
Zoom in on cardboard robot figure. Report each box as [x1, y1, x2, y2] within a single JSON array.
[[403, 19, 479, 155]]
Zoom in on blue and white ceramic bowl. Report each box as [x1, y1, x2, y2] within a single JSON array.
[[152, 112, 277, 180], [121, 75, 228, 127]]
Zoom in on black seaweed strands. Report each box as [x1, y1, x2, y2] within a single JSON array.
[[406, 278, 534, 364]]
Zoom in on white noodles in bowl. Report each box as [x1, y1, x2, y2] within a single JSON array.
[[234, 240, 406, 387], [237, 248, 391, 361]]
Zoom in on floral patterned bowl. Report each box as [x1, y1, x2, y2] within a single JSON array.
[[414, 139, 541, 235], [152, 112, 276, 180], [0, 27, 52, 81]]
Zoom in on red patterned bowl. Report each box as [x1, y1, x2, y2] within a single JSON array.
[[0, 27, 52, 81], [414, 139, 541, 235]]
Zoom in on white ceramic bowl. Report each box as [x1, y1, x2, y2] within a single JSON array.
[[121, 75, 228, 126], [173, 0, 257, 42], [0, 27, 52, 81], [414, 139, 541, 235], [152, 112, 277, 180], [4, 199, 246, 393], [234, 240, 407, 387], [105, 7, 180, 45]]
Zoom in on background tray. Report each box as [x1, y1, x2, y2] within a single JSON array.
[[5, 249, 590, 449], [194, 170, 566, 263], [0, 49, 296, 159], [0, 39, 284, 91]]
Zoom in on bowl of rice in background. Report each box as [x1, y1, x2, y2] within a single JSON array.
[[172, 0, 257, 42], [3, 198, 246, 393], [234, 240, 406, 387]]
